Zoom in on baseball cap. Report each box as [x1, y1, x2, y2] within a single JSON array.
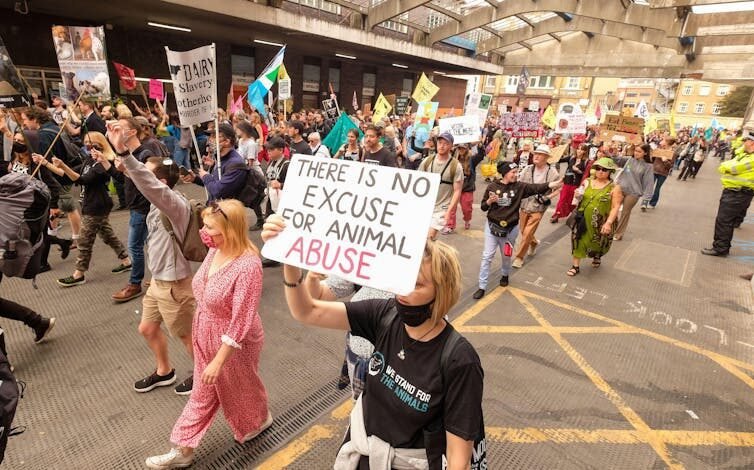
[[265, 136, 286, 149], [438, 131, 454, 145], [496, 161, 518, 177]]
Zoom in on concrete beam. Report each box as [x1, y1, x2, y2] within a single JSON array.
[[650, 0, 752, 7], [476, 16, 682, 54], [157, 0, 504, 74], [367, 0, 431, 30], [428, 0, 680, 44], [685, 11, 754, 36]]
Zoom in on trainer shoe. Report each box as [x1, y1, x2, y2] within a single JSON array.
[[511, 258, 524, 269], [528, 241, 539, 257], [500, 275, 509, 287], [440, 226, 455, 235], [240, 412, 274, 443], [57, 275, 85, 287], [145, 447, 193, 469], [112, 283, 143, 303], [134, 369, 176, 393], [174, 376, 193, 396], [111, 262, 132, 274], [33, 317, 56, 344], [472, 289, 485, 300], [701, 247, 728, 257]]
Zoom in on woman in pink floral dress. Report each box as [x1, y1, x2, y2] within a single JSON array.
[[147, 199, 271, 469]]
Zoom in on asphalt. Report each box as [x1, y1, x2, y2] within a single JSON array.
[[3, 154, 754, 469]]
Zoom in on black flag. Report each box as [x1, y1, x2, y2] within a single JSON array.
[[0, 36, 31, 109], [516, 66, 530, 98]]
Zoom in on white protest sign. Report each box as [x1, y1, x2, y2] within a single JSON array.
[[279, 78, 291, 100], [555, 104, 586, 135], [438, 115, 481, 145], [165, 44, 217, 126], [261, 155, 440, 295]]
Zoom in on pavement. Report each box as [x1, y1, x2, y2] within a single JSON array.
[[3, 155, 754, 469]]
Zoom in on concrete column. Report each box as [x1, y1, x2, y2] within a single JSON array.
[[744, 88, 754, 130]]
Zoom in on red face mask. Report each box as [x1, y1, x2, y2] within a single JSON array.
[[199, 228, 221, 249]]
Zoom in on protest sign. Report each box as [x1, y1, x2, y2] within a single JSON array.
[[465, 92, 493, 127], [438, 115, 481, 145], [112, 62, 136, 91], [0, 37, 31, 108], [395, 96, 410, 116], [413, 101, 439, 134], [149, 79, 164, 101], [499, 112, 540, 138], [599, 115, 644, 144], [165, 44, 217, 126], [412, 73, 439, 103], [372, 93, 392, 124], [651, 148, 674, 161], [278, 78, 291, 100], [656, 118, 670, 132], [322, 98, 339, 120], [547, 144, 568, 164], [52, 25, 111, 102], [555, 104, 586, 135], [261, 155, 440, 295]]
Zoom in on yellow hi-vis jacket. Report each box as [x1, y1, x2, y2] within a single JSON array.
[[719, 149, 754, 190]]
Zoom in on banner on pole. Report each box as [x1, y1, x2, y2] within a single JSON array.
[[52, 25, 111, 102], [322, 98, 339, 120], [499, 112, 541, 138], [411, 73, 439, 103], [413, 102, 439, 134], [372, 93, 392, 124], [395, 96, 410, 116], [465, 92, 493, 127], [278, 78, 291, 100], [165, 44, 217, 126], [0, 36, 31, 108], [261, 155, 440, 295], [438, 115, 481, 144], [148, 79, 164, 101]]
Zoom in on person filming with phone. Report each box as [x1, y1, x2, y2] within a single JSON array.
[[180, 123, 246, 202]]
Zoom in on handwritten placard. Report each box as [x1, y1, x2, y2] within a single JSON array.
[[261, 155, 440, 295], [438, 115, 481, 144], [148, 79, 164, 101]]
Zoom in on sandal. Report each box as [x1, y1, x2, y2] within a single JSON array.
[[567, 266, 580, 276], [591, 258, 602, 268]]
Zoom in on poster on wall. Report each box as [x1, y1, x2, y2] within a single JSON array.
[[51, 25, 111, 102], [0, 36, 31, 108]]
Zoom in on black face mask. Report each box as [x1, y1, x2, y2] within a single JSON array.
[[12, 142, 27, 154], [395, 297, 433, 327]]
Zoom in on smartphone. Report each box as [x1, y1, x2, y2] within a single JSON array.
[[179, 166, 190, 176]]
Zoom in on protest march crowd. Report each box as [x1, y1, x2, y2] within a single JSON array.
[[0, 37, 753, 470]]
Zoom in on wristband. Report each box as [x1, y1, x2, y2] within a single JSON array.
[[283, 269, 305, 288]]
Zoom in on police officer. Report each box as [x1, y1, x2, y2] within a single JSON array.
[[702, 130, 754, 257]]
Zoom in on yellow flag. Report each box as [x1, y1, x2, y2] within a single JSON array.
[[541, 105, 556, 129], [644, 116, 658, 134], [278, 63, 289, 80], [412, 73, 439, 103], [669, 110, 676, 137], [372, 93, 392, 124]]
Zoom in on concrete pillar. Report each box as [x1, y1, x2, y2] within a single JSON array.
[[744, 88, 754, 130]]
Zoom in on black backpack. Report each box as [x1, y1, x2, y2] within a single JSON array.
[[39, 128, 85, 168], [0, 329, 24, 464], [227, 163, 267, 209]]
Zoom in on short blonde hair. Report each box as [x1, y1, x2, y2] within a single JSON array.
[[424, 239, 461, 325], [201, 199, 259, 257], [115, 103, 132, 118], [83, 131, 116, 161]]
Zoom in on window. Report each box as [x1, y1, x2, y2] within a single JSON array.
[[699, 85, 711, 96], [529, 75, 553, 88], [328, 67, 340, 93], [624, 102, 636, 108], [292, 0, 341, 14], [564, 77, 581, 90], [303, 64, 320, 92], [716, 85, 730, 96], [485, 76, 496, 88], [402, 78, 413, 97], [694, 103, 705, 114], [362, 72, 376, 97], [678, 102, 689, 113], [625, 92, 638, 98], [712, 103, 722, 115], [682, 85, 693, 96], [640, 92, 652, 97], [507, 76, 519, 86]]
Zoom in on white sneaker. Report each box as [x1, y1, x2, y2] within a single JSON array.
[[528, 241, 539, 257], [145, 448, 193, 469], [511, 258, 524, 269], [241, 412, 274, 443]]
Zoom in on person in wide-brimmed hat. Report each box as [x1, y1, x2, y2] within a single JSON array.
[[567, 157, 623, 276]]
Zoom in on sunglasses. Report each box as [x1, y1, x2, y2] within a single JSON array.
[[86, 143, 104, 151], [209, 200, 228, 220], [594, 166, 610, 172]]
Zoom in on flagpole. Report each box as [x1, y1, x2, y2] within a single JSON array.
[[189, 126, 202, 171], [210, 43, 222, 179], [30, 90, 87, 178]]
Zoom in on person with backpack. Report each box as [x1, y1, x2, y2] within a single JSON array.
[[262, 221, 487, 470], [21, 106, 82, 252], [44, 144, 131, 287], [446, 143, 484, 231], [419, 132, 463, 239], [109, 119, 198, 395]]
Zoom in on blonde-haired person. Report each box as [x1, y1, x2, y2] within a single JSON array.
[[116, 103, 133, 119], [261, 214, 486, 470], [83, 131, 116, 160], [146, 199, 271, 469]]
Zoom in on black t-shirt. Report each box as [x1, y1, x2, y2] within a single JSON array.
[[124, 145, 156, 213], [290, 139, 313, 156], [345, 298, 484, 452], [78, 157, 116, 216], [363, 147, 396, 167]]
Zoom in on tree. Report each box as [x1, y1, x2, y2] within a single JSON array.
[[719, 86, 753, 117]]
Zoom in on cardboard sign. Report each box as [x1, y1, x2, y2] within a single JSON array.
[[148, 79, 164, 101], [651, 148, 674, 161], [555, 105, 586, 135], [395, 96, 410, 116], [499, 112, 540, 138], [547, 144, 568, 164], [438, 115, 481, 145], [0, 37, 31, 108], [165, 44, 217, 126], [278, 78, 291, 100], [261, 155, 440, 295], [52, 25, 111, 102], [599, 115, 645, 145]]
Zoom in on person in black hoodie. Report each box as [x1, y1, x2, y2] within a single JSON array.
[[473, 161, 562, 299], [44, 146, 131, 287]]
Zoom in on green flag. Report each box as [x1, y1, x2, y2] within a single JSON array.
[[323, 113, 362, 155]]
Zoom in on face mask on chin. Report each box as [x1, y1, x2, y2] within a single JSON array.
[[394, 296, 433, 327]]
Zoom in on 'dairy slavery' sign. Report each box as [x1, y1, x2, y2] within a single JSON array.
[[165, 44, 217, 126], [261, 155, 439, 295]]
